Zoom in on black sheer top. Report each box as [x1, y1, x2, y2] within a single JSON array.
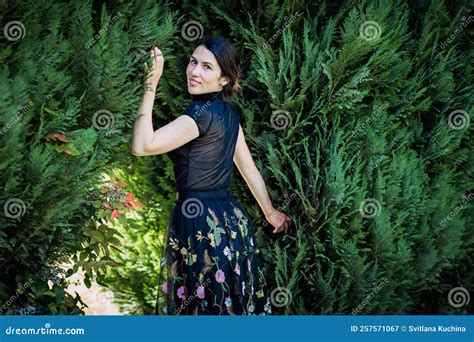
[[168, 91, 240, 192]]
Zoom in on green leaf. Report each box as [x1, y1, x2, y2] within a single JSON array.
[[206, 216, 215, 229], [48, 302, 58, 314], [108, 236, 122, 247], [54, 287, 65, 303], [43, 290, 56, 297], [64, 142, 81, 156], [89, 230, 105, 242]]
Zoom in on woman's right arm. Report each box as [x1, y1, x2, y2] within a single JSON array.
[[131, 47, 199, 156], [233, 124, 292, 234]]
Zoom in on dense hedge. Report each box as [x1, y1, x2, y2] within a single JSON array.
[[1, 0, 472, 315]]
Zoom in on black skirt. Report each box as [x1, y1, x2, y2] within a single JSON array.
[[155, 188, 272, 315]]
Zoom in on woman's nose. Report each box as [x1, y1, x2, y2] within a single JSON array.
[[190, 68, 200, 77], [189, 64, 201, 76]]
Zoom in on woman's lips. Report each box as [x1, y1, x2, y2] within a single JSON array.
[[188, 78, 200, 87]]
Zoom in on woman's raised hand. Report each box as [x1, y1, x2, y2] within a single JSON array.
[[144, 47, 164, 89]]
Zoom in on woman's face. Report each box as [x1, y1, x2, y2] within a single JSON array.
[[186, 45, 228, 94]]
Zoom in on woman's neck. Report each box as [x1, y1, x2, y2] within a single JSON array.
[[191, 91, 224, 102]]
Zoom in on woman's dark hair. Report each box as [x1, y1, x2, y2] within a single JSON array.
[[196, 35, 240, 99]]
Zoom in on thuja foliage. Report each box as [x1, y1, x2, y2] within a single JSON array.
[[1, 0, 472, 315]]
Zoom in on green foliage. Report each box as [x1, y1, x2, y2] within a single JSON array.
[[0, 0, 177, 314], [1, 0, 472, 315]]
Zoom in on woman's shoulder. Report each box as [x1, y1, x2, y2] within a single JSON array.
[[185, 100, 216, 115], [182, 101, 214, 137]]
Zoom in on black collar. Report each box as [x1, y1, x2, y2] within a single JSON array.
[[191, 91, 224, 103]]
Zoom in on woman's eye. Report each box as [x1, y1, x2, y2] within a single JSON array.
[[189, 59, 210, 70]]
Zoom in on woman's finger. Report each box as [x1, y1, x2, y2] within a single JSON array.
[[273, 223, 282, 234], [154, 47, 163, 61]]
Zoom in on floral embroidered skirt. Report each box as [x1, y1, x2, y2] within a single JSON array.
[[155, 188, 272, 315]]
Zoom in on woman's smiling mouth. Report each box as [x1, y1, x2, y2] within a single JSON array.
[[188, 78, 201, 87]]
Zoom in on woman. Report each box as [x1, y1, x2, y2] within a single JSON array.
[[131, 36, 292, 315]]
